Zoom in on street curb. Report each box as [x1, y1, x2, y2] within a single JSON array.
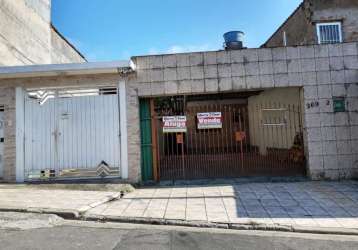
[[78, 193, 121, 214], [1, 207, 358, 236], [80, 214, 358, 236], [0, 206, 79, 219]]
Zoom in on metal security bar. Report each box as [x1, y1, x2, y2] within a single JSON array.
[[153, 95, 305, 181], [317, 22, 342, 44]]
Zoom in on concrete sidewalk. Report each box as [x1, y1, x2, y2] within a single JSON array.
[[1, 181, 358, 235], [86, 181, 358, 234], [0, 186, 121, 217]]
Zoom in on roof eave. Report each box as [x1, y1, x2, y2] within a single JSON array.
[[0, 61, 133, 80]]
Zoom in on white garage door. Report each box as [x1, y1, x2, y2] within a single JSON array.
[[24, 88, 121, 180]]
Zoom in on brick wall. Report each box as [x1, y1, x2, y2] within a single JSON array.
[[0, 87, 16, 181], [264, 0, 358, 47]]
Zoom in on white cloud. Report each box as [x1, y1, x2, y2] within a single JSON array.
[[166, 44, 214, 54], [148, 44, 217, 55]]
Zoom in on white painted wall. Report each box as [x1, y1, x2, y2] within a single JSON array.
[[119, 81, 128, 179], [24, 92, 121, 178], [16, 87, 25, 182]]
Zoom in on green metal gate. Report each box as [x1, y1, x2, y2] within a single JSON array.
[[139, 99, 153, 182]]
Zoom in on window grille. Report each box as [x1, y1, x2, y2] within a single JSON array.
[[316, 22, 342, 44]]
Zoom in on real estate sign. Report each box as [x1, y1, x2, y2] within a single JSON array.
[[197, 112, 222, 129], [162, 116, 187, 133]]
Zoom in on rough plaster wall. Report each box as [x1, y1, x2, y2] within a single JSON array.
[[312, 8, 358, 43], [265, 4, 315, 47], [0, 0, 52, 65], [0, 0, 85, 66], [264, 0, 358, 47], [0, 87, 16, 181], [126, 77, 141, 183], [51, 29, 85, 64], [24, 0, 51, 23]]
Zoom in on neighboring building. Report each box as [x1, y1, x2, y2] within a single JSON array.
[[263, 0, 358, 47], [0, 0, 85, 66]]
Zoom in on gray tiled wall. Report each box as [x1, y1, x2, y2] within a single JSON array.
[[129, 42, 358, 180]]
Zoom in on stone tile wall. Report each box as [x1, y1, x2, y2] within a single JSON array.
[[130, 42, 358, 180]]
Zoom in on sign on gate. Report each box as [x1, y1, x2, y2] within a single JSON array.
[[197, 112, 222, 129], [163, 116, 187, 133], [235, 131, 246, 142]]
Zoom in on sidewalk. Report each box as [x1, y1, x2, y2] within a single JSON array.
[[85, 181, 358, 234], [0, 185, 122, 217], [0, 181, 357, 235]]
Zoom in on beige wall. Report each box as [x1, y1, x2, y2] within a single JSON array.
[[247, 88, 302, 154]]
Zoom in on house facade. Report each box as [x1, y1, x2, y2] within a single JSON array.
[[263, 0, 358, 47], [0, 1, 357, 183], [0, 42, 357, 183]]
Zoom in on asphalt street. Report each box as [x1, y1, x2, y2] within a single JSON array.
[[0, 212, 358, 250]]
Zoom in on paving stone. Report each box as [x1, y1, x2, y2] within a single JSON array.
[[260, 199, 279, 206], [143, 209, 166, 219], [164, 210, 186, 220], [304, 206, 330, 216], [284, 206, 308, 216], [186, 210, 207, 221], [238, 192, 257, 199], [264, 206, 288, 217]]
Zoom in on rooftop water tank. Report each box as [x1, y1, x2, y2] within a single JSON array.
[[223, 31, 245, 50]]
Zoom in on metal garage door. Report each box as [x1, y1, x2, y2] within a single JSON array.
[[24, 88, 121, 180], [151, 93, 306, 181]]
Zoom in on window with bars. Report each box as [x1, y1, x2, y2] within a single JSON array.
[[316, 22, 343, 44]]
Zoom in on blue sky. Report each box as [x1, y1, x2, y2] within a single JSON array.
[[52, 0, 302, 61]]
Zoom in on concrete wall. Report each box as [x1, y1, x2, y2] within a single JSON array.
[[51, 28, 86, 64], [264, 0, 358, 47], [0, 0, 51, 65], [130, 42, 358, 181], [0, 0, 85, 66]]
